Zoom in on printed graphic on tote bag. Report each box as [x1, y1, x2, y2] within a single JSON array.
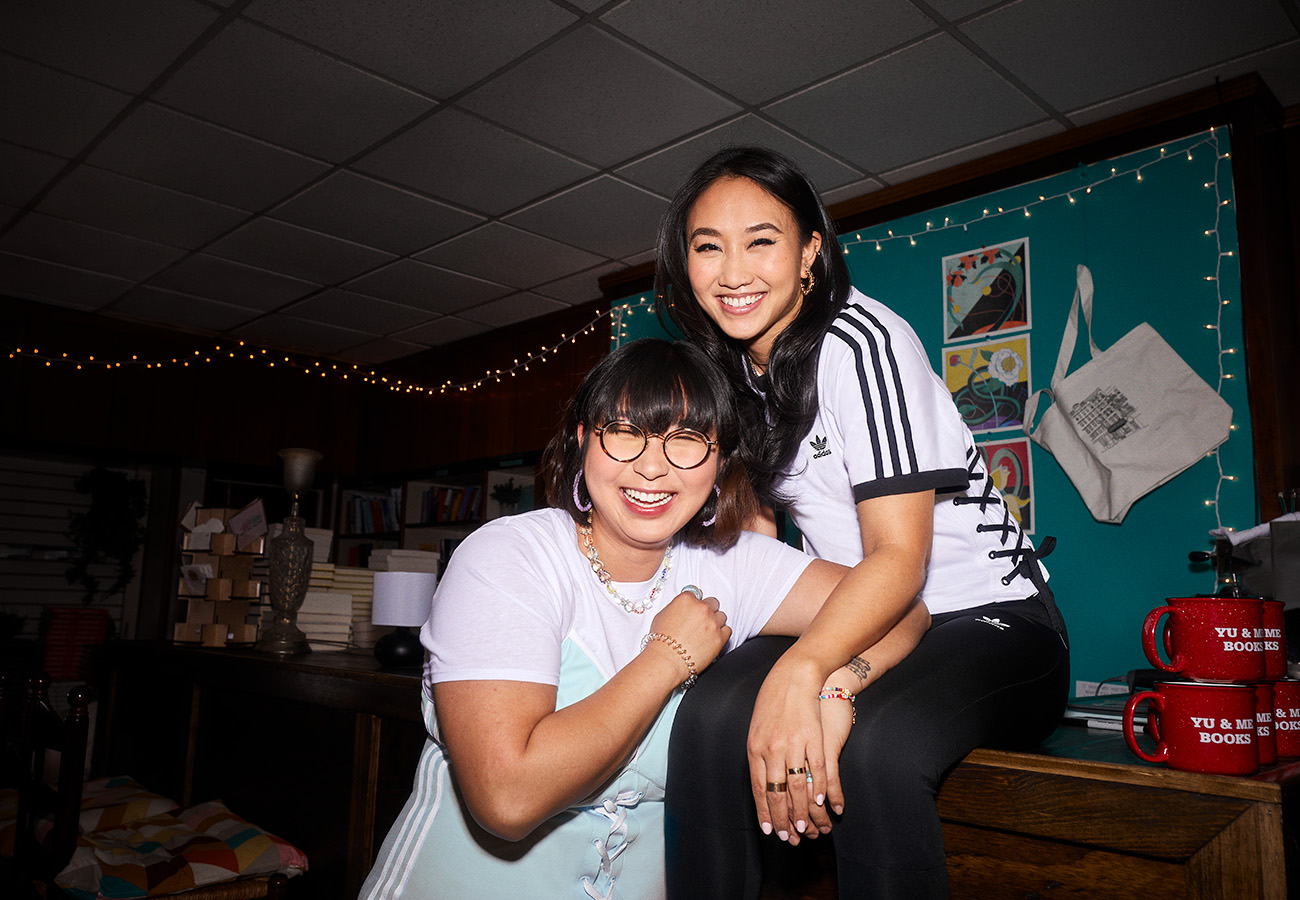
[[944, 335, 1031, 434], [1069, 386, 1144, 451], [977, 436, 1035, 533], [942, 238, 1031, 343]]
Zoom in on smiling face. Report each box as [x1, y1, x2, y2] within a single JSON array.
[[686, 176, 822, 368], [578, 420, 718, 577]]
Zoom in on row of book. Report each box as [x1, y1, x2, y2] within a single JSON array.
[[343, 488, 403, 536], [413, 484, 482, 524]]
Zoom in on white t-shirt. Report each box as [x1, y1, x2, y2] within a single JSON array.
[[422, 507, 813, 698], [777, 288, 1045, 615]]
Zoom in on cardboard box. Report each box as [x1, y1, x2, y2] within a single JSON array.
[[228, 623, 258, 644], [186, 599, 216, 624], [220, 554, 255, 583], [214, 599, 251, 627], [205, 578, 232, 602], [210, 532, 238, 556], [200, 623, 228, 647], [174, 622, 203, 643], [237, 534, 265, 555]]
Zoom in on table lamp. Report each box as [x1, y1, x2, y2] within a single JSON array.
[[372, 571, 436, 669], [257, 448, 322, 656]]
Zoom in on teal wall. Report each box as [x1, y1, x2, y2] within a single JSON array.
[[615, 128, 1255, 693]]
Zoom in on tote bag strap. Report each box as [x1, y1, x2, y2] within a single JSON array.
[[1024, 264, 1102, 434]]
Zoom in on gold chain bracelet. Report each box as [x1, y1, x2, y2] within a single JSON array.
[[640, 631, 698, 689]]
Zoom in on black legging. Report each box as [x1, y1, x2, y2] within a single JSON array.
[[665, 596, 1069, 900]]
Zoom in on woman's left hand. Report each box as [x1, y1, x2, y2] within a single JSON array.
[[746, 659, 835, 844]]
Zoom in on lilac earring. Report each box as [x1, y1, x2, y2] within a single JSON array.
[[701, 485, 720, 528], [573, 469, 592, 512]]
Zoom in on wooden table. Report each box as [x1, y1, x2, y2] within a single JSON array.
[[97, 643, 427, 900], [761, 725, 1295, 900]]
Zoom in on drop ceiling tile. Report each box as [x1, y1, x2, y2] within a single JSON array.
[[822, 176, 886, 208], [1, 54, 132, 157], [457, 291, 566, 327], [113, 285, 264, 332], [282, 289, 435, 335], [0, 142, 67, 208], [87, 103, 329, 210], [764, 34, 1046, 173], [36, 165, 250, 249], [147, 253, 319, 311], [415, 223, 606, 289], [354, 107, 596, 214], [505, 176, 666, 259], [270, 171, 484, 254], [877, 120, 1064, 186], [0, 212, 187, 281], [337, 336, 433, 364], [392, 316, 492, 347], [232, 313, 372, 355], [602, 0, 933, 105], [534, 262, 623, 305], [0, 252, 131, 310], [962, 0, 1297, 113], [243, 0, 577, 98], [616, 115, 866, 197], [924, 0, 1005, 21], [0, 0, 219, 93], [459, 25, 740, 167], [155, 19, 434, 162], [343, 259, 511, 314], [206, 218, 395, 284]]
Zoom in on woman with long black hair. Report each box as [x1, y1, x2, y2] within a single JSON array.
[[658, 147, 1070, 899]]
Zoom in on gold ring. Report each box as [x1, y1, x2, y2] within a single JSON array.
[[765, 781, 788, 793], [787, 766, 807, 776]]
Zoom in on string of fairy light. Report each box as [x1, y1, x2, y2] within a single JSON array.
[[839, 126, 1240, 536], [5, 294, 659, 395]]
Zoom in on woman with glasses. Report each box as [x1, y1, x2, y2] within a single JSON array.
[[359, 338, 928, 900], [657, 147, 1070, 899]]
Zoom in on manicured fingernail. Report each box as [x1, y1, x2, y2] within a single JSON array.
[[819, 825, 831, 834], [777, 830, 789, 842], [815, 793, 825, 806], [833, 804, 844, 815], [760, 821, 772, 835], [796, 820, 806, 833]]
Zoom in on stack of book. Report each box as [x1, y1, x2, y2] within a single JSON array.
[[332, 566, 379, 649], [369, 548, 440, 574], [297, 591, 353, 651]]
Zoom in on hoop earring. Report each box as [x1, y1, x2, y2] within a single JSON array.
[[701, 484, 720, 528], [800, 268, 816, 297], [573, 470, 592, 513]]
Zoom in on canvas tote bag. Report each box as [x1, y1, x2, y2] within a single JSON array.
[[1023, 265, 1233, 524]]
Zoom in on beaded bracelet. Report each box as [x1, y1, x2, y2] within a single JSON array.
[[641, 632, 698, 689], [819, 686, 856, 725]]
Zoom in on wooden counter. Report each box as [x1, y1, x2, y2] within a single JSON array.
[[97, 642, 427, 900]]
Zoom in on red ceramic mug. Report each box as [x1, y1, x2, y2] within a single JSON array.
[[1274, 680, 1300, 757], [1142, 596, 1265, 683], [1123, 681, 1258, 775], [1263, 599, 1287, 681], [1255, 682, 1277, 766]]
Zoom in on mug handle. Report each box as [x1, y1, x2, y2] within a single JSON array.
[[1124, 691, 1168, 763], [1141, 608, 1182, 673]]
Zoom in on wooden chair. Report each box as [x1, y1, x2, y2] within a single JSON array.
[[12, 673, 291, 899]]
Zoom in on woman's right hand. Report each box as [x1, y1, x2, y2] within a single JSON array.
[[644, 589, 731, 684]]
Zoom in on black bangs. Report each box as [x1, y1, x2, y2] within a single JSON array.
[[582, 340, 732, 442]]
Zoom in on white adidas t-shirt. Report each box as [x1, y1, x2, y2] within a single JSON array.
[[777, 289, 1045, 615]]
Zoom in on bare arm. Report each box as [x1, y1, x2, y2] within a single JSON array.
[[747, 489, 934, 843], [434, 590, 730, 841]]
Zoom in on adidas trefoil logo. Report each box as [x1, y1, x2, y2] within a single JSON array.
[[810, 435, 832, 459]]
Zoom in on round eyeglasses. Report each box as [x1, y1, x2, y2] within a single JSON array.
[[594, 422, 717, 470]]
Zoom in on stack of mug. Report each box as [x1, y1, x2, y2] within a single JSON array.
[[1123, 596, 1291, 775]]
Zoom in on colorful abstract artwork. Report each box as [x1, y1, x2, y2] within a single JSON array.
[[978, 436, 1035, 533], [944, 335, 1030, 434], [942, 238, 1030, 342]]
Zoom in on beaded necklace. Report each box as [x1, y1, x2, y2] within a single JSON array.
[[577, 519, 673, 614]]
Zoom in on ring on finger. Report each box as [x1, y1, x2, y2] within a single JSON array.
[[765, 781, 788, 793], [786, 766, 807, 776]]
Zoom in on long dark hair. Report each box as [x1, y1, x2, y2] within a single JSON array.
[[540, 338, 757, 549], [656, 146, 851, 507]]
